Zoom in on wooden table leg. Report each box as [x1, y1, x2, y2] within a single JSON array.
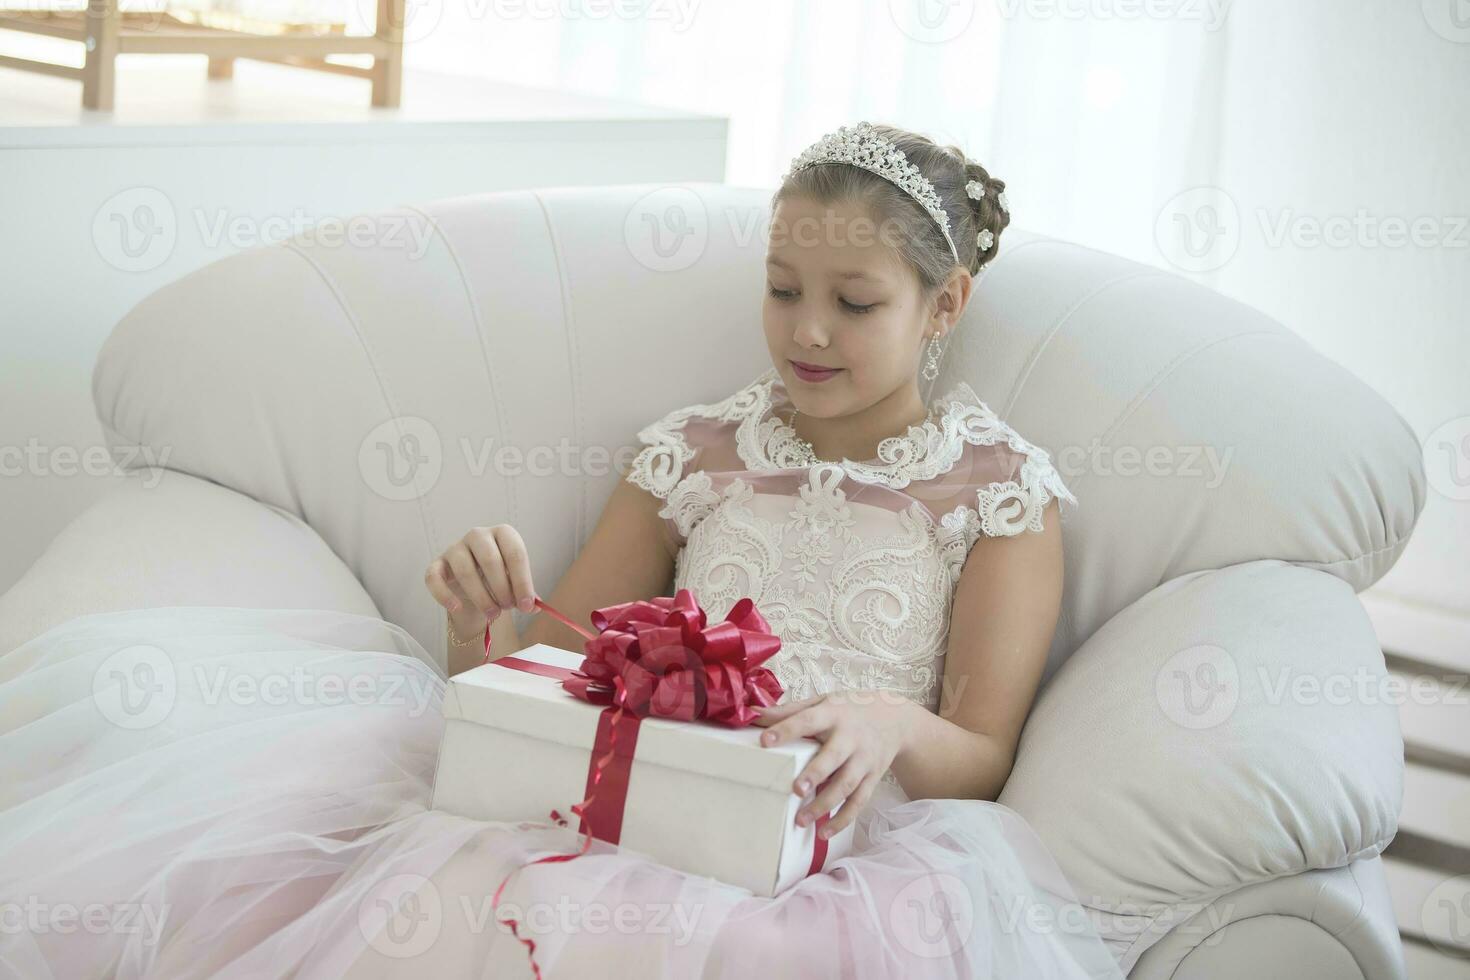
[[81, 0, 118, 110], [371, 0, 403, 108]]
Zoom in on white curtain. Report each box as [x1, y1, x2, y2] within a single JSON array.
[[403, 0, 1231, 268], [404, 0, 1467, 617]]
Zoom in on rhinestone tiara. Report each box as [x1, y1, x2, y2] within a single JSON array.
[[783, 120, 960, 265]]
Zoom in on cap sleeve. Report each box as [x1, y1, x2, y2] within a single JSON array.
[[625, 405, 737, 552], [932, 423, 1076, 559]]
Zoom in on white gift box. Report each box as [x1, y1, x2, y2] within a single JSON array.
[[430, 643, 855, 897]]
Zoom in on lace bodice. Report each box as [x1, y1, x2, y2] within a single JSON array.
[[626, 367, 1076, 785]]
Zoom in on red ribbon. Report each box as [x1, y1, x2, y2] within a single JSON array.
[[478, 590, 830, 977]]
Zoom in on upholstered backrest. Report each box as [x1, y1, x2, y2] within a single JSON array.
[[93, 183, 1424, 676]]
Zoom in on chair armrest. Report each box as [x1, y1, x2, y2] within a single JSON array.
[[996, 559, 1403, 973], [1128, 857, 1405, 980], [0, 468, 379, 656]]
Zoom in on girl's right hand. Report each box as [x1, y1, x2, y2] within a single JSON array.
[[424, 525, 538, 632]]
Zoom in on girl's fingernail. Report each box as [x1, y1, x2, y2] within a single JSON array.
[[796, 812, 810, 827], [819, 826, 831, 839], [520, 597, 534, 612], [796, 779, 810, 794], [448, 600, 460, 612], [762, 731, 776, 744]]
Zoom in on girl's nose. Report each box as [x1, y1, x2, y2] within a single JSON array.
[[793, 320, 830, 350]]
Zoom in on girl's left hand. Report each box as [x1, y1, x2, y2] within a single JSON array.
[[752, 691, 915, 838]]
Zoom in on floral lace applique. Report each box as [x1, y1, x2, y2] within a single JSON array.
[[626, 368, 1078, 745]]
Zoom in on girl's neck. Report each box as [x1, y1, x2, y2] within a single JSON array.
[[787, 384, 932, 463]]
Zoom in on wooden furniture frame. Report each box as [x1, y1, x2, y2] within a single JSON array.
[[0, 0, 404, 109]]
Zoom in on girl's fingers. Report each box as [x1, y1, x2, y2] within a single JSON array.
[[760, 699, 833, 746], [423, 558, 460, 612], [445, 544, 496, 615], [823, 771, 881, 836], [756, 694, 827, 731], [794, 735, 855, 800], [799, 759, 867, 828], [492, 525, 537, 612], [463, 531, 514, 615]]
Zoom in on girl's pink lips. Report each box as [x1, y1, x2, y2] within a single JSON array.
[[790, 359, 843, 382]]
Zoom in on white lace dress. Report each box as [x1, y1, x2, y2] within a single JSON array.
[[629, 366, 1077, 793], [0, 367, 1124, 980]]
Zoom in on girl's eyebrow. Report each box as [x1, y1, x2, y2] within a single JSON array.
[[766, 256, 886, 283]]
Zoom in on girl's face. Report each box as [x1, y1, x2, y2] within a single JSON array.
[[762, 195, 934, 419]]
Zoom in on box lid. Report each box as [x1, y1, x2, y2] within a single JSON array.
[[444, 643, 814, 793]]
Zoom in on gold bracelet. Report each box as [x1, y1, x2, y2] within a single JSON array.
[[446, 613, 484, 648]]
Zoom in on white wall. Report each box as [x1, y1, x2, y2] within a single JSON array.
[[0, 57, 725, 594], [1201, 2, 1468, 617]]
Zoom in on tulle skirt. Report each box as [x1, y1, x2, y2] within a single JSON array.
[[0, 607, 1125, 979]]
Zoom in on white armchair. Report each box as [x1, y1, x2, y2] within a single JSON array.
[[0, 183, 1422, 977]]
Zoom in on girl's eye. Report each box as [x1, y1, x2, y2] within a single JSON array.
[[767, 286, 875, 316]]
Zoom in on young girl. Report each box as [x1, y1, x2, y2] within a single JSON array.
[[0, 122, 1124, 978]]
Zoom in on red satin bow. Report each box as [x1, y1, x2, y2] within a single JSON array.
[[482, 588, 787, 978], [561, 589, 785, 726]]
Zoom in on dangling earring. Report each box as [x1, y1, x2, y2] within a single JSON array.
[[922, 332, 943, 382]]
